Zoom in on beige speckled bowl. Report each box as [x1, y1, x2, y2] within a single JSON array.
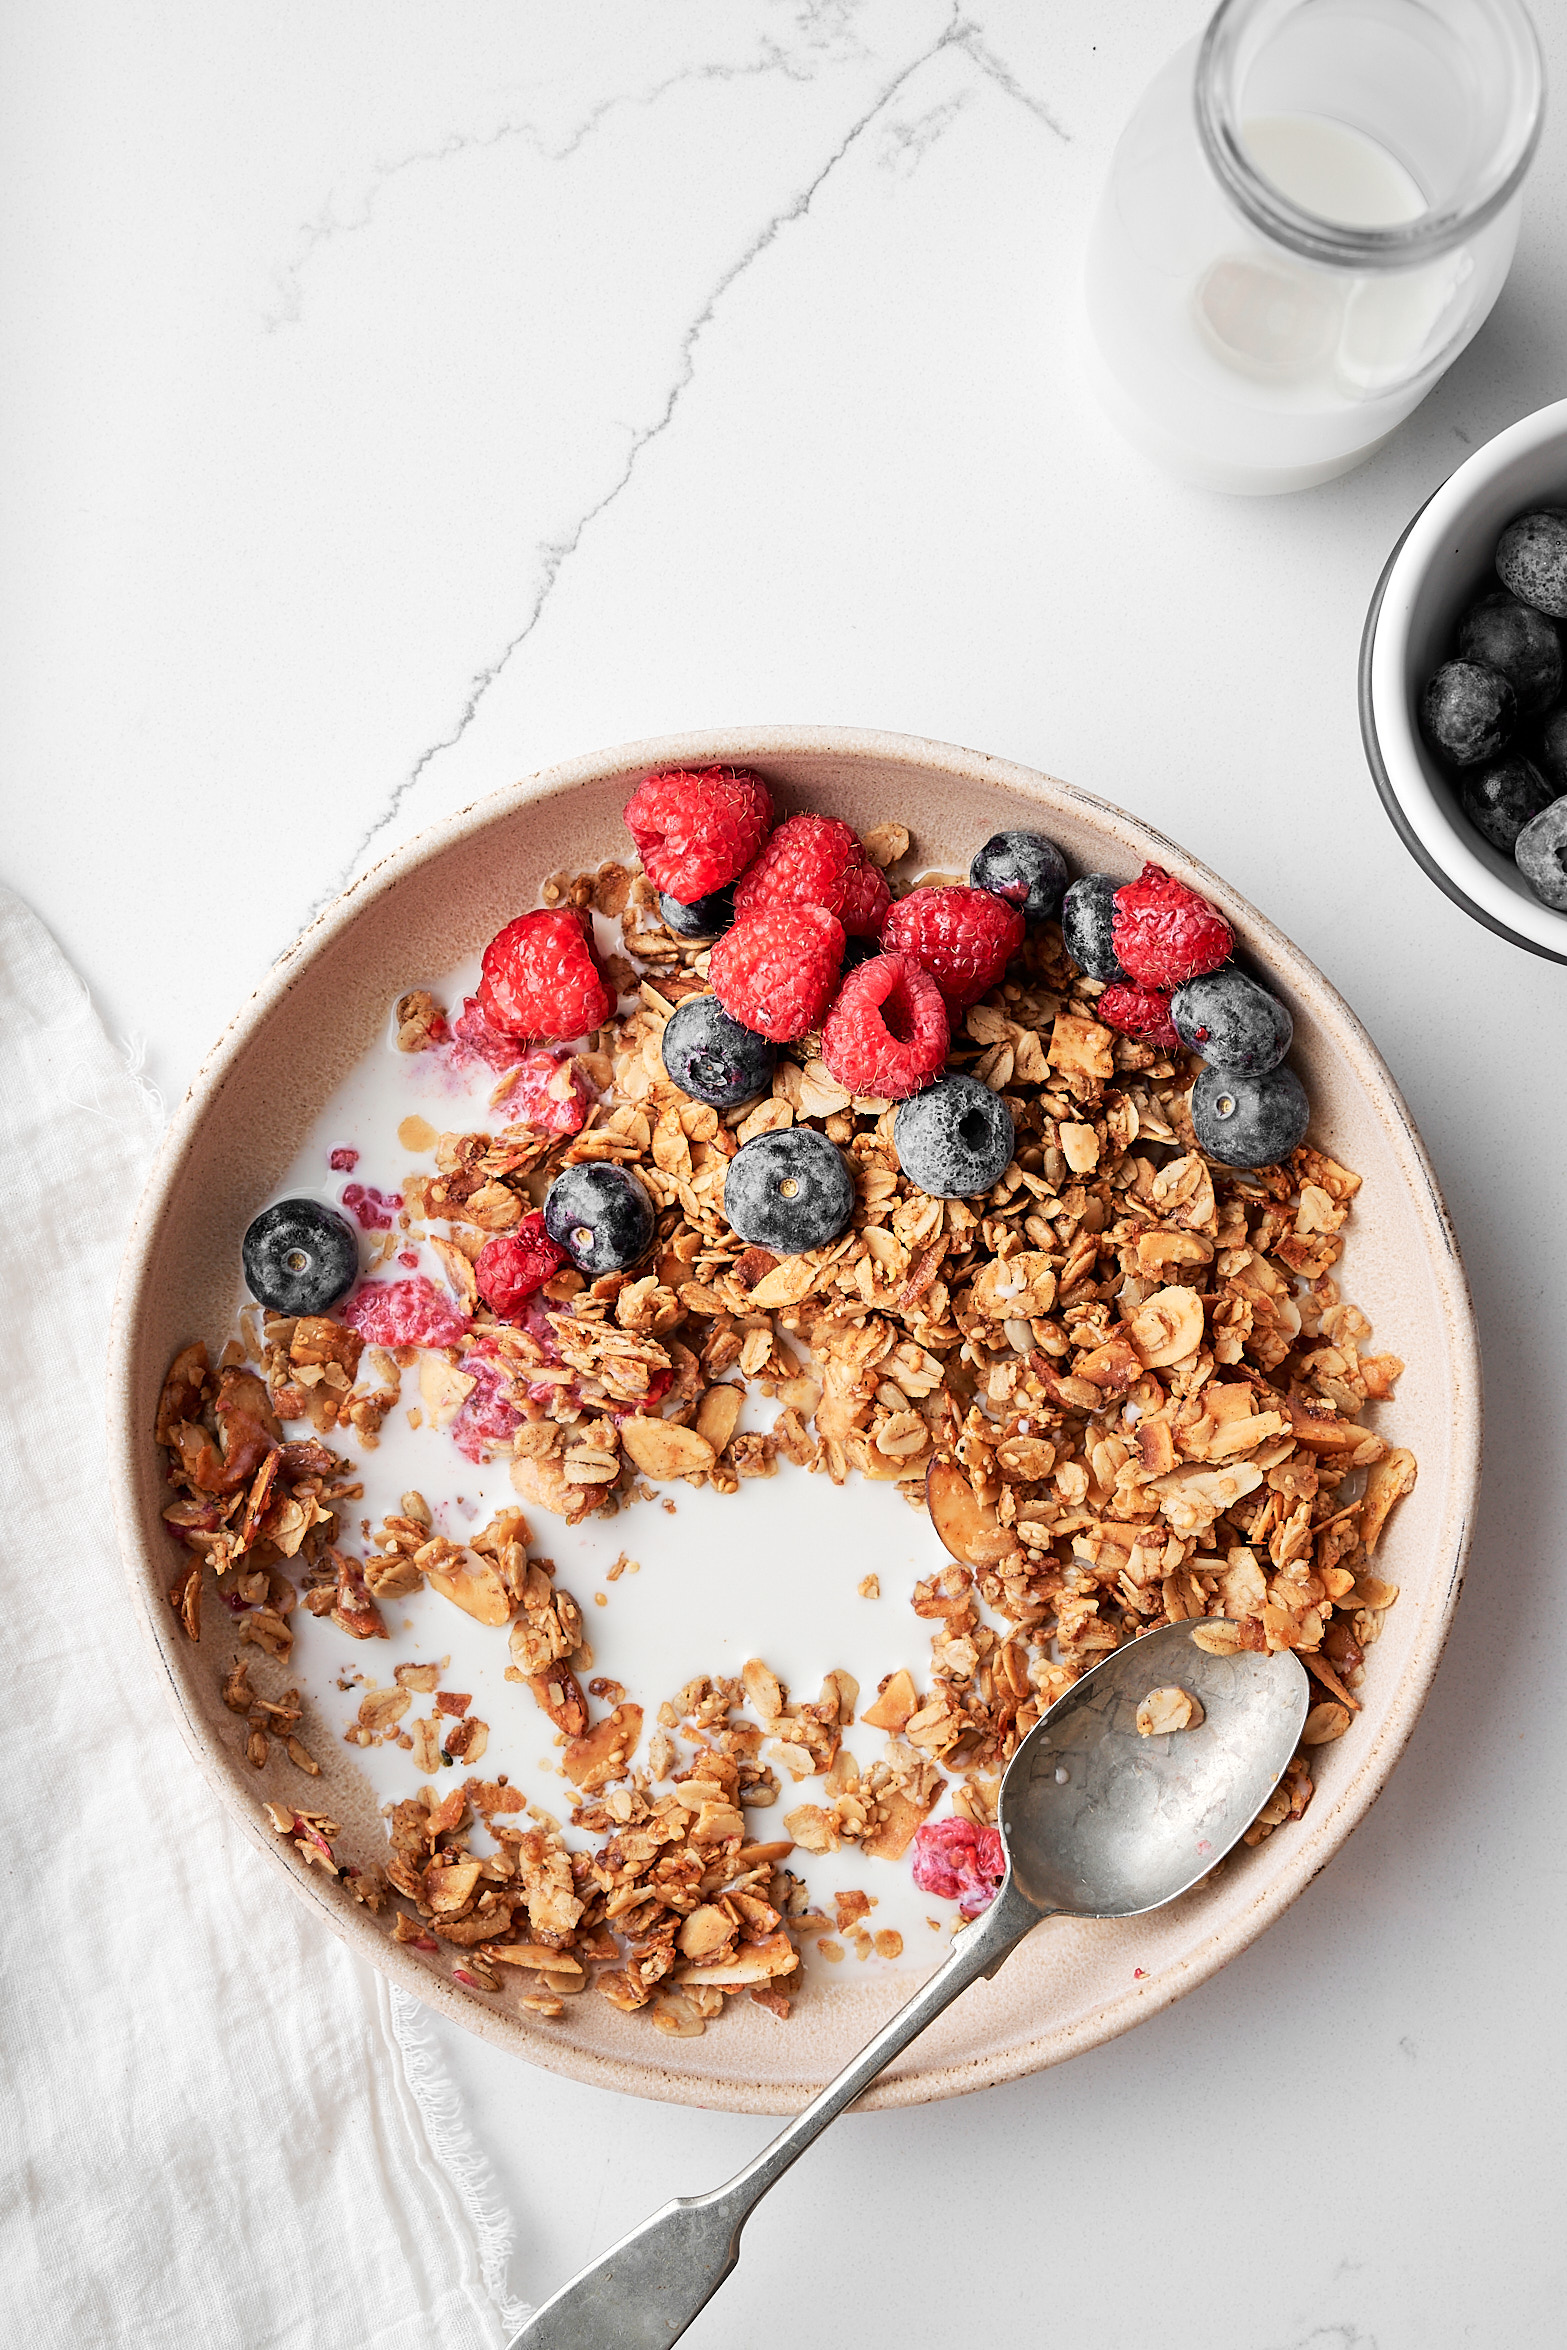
[[107, 727, 1479, 2114]]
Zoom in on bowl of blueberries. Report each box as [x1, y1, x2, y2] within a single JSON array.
[[1361, 396, 1567, 963]]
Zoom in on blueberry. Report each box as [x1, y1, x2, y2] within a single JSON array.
[[660, 994, 775, 1109], [1513, 794, 1567, 910], [723, 1127, 854, 1253], [1191, 1066, 1309, 1169], [242, 1197, 358, 1315], [658, 885, 735, 940], [1060, 874, 1128, 982], [894, 1075, 1016, 1199], [1170, 967, 1292, 1074], [544, 1162, 656, 1274], [1459, 754, 1556, 854], [841, 934, 883, 973], [1420, 660, 1515, 767], [969, 829, 1069, 922], [1456, 591, 1563, 718], [1534, 707, 1567, 795], [1496, 509, 1567, 620]]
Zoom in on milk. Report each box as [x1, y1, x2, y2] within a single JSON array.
[[234, 949, 971, 1976], [1241, 115, 1426, 232]]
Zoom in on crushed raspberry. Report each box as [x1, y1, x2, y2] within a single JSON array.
[[820, 953, 948, 1099], [449, 993, 526, 1072], [475, 1217, 568, 1319], [733, 813, 891, 938], [449, 1344, 522, 1463], [328, 1146, 359, 1173], [1097, 982, 1180, 1048], [397, 1249, 420, 1270], [477, 908, 615, 1042], [624, 765, 774, 901], [1110, 863, 1233, 989], [342, 1275, 471, 1350], [880, 885, 1024, 1013], [341, 1182, 402, 1231], [708, 904, 845, 1042], [911, 1817, 1007, 1918], [493, 1048, 592, 1135]]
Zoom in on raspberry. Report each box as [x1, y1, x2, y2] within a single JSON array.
[[475, 1216, 568, 1318], [1110, 863, 1233, 989], [493, 1049, 592, 1135], [477, 909, 615, 1042], [880, 885, 1024, 1013], [708, 905, 844, 1042], [733, 813, 890, 938], [820, 953, 948, 1100], [1097, 982, 1180, 1048], [624, 765, 774, 902], [328, 1146, 359, 1173], [449, 1341, 522, 1463], [340, 1181, 402, 1231], [342, 1275, 470, 1349], [449, 993, 525, 1072], [910, 1817, 1007, 1919]]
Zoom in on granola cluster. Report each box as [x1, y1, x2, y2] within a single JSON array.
[[155, 838, 1417, 2033]]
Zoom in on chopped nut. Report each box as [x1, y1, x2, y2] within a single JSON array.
[[1135, 1686, 1204, 1737]]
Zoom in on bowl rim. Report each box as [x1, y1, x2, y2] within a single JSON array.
[[107, 723, 1482, 2111], [1360, 395, 1567, 966]]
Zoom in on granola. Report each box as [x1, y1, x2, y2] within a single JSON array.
[[154, 832, 1416, 2034]]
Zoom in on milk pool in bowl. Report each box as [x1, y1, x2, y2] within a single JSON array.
[[241, 942, 968, 1975]]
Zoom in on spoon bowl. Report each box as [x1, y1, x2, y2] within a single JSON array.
[[1002, 1621, 1309, 1919]]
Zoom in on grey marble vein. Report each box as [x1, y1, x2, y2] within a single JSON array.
[[1269, 2328, 1378, 2350], [953, 17, 1069, 139], [317, 6, 1074, 908], [265, 40, 834, 332]]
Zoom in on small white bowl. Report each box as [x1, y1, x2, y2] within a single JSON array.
[[1361, 396, 1567, 965]]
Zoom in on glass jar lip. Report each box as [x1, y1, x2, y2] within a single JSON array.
[[1195, 0, 1546, 269]]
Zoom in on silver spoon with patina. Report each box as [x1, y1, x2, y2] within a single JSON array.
[[510, 1618, 1309, 2349]]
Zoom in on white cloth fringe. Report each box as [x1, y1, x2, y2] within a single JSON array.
[[389, 1985, 533, 2339]]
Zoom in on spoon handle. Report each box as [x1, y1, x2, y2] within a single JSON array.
[[507, 1875, 1042, 2350]]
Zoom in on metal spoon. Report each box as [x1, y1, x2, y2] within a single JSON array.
[[509, 1621, 1308, 2349]]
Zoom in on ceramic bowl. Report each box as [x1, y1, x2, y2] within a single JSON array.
[[1361, 395, 1567, 964], [108, 727, 1479, 2113]]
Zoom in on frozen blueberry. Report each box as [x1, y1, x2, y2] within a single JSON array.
[[242, 1197, 358, 1315], [1170, 967, 1292, 1075], [970, 829, 1069, 922], [658, 885, 735, 940], [1514, 795, 1567, 910], [1459, 754, 1556, 854], [1534, 707, 1567, 795], [544, 1162, 656, 1275], [1420, 660, 1515, 767], [1457, 591, 1563, 718], [723, 1126, 854, 1253], [660, 994, 775, 1109], [1496, 509, 1567, 620], [1060, 874, 1128, 982], [1191, 1065, 1309, 1169], [895, 1075, 1016, 1199]]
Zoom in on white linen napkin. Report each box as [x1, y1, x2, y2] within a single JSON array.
[[0, 884, 528, 2349]]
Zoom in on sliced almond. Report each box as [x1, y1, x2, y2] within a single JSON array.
[[618, 1416, 716, 1480], [1129, 1285, 1206, 1368]]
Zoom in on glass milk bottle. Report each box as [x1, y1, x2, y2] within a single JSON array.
[[1084, 0, 1544, 494]]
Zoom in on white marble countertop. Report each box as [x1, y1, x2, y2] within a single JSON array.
[[8, 4, 1566, 2341]]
